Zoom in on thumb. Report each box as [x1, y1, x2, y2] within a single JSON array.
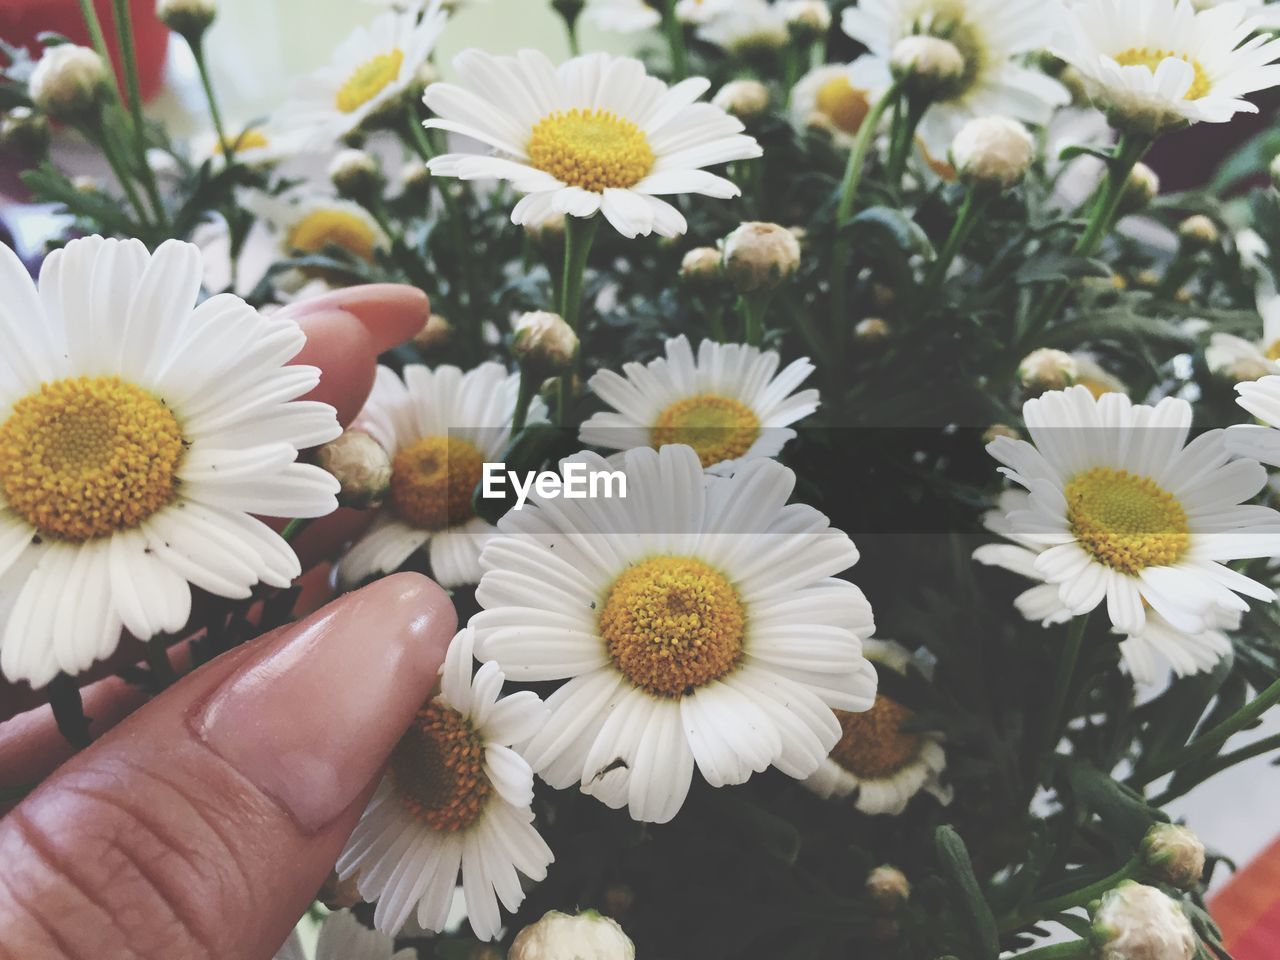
[[0, 573, 455, 960]]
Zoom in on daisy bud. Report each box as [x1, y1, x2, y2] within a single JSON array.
[[680, 246, 724, 288], [712, 79, 771, 121], [315, 431, 392, 509], [872, 282, 896, 308], [412, 313, 454, 354], [983, 424, 1020, 444], [1178, 214, 1220, 250], [1119, 162, 1161, 214], [890, 36, 966, 99], [510, 910, 635, 960], [513, 311, 579, 376], [866, 865, 911, 913], [722, 221, 802, 294], [0, 107, 52, 156], [1141, 824, 1206, 890], [401, 159, 431, 196], [1091, 881, 1197, 960], [783, 0, 831, 41], [329, 148, 383, 200], [1018, 348, 1078, 394], [950, 116, 1034, 191], [156, 0, 217, 39], [855, 317, 890, 343], [29, 45, 110, 123]]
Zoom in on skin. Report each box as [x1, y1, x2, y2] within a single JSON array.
[[0, 285, 457, 959]]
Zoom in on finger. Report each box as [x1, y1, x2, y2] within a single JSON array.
[[280, 284, 430, 354], [0, 573, 454, 960]]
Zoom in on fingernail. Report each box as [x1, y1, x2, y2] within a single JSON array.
[[282, 284, 430, 351], [192, 573, 454, 833]]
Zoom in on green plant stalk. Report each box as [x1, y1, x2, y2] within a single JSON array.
[[76, 0, 120, 97], [883, 95, 929, 190], [189, 36, 231, 156], [511, 367, 542, 434], [556, 215, 601, 426], [281, 517, 313, 542], [75, 114, 153, 230], [920, 188, 987, 305], [1151, 732, 1280, 807], [661, 0, 689, 81], [1037, 612, 1089, 784], [109, 0, 166, 226], [1000, 856, 1139, 933], [739, 293, 771, 346]]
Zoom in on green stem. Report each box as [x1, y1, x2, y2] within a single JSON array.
[[75, 0, 120, 97], [661, 0, 689, 81], [109, 0, 166, 226], [189, 37, 231, 156], [1151, 732, 1280, 807], [281, 517, 313, 542], [1001, 856, 1138, 933], [145, 640, 178, 689], [76, 114, 152, 230], [920, 188, 986, 305], [47, 674, 92, 748], [1008, 939, 1095, 960], [1038, 613, 1089, 782], [739, 293, 770, 346], [556, 215, 600, 426], [1073, 134, 1151, 258], [511, 368, 541, 434], [884, 95, 928, 191]]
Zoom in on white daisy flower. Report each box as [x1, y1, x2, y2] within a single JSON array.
[[0, 237, 340, 688], [791, 60, 890, 147], [840, 0, 1070, 155], [338, 363, 546, 589], [697, 0, 791, 55], [1229, 375, 1280, 466], [274, 910, 415, 960], [1207, 283, 1280, 382], [578, 336, 820, 472], [677, 0, 737, 26], [584, 0, 662, 33], [422, 50, 763, 239], [1054, 0, 1280, 133], [337, 629, 553, 939], [190, 125, 303, 170], [986, 385, 1280, 637], [801, 639, 951, 815], [275, 0, 448, 147], [974, 491, 1240, 685], [470, 444, 878, 824], [246, 192, 391, 268]]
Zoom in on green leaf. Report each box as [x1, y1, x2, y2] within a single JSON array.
[[1212, 125, 1280, 192], [1058, 144, 1115, 164], [710, 792, 802, 865], [1014, 254, 1111, 286], [844, 205, 936, 262], [935, 825, 1000, 959], [1042, 311, 1193, 351], [20, 162, 138, 236], [1135, 651, 1234, 780], [1063, 758, 1161, 845]]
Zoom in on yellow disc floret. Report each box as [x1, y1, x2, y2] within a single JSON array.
[[0, 376, 184, 542], [651, 393, 761, 468], [390, 700, 491, 832], [600, 556, 746, 697], [286, 208, 381, 263], [1266, 340, 1280, 362], [1113, 49, 1211, 100], [390, 435, 486, 531], [527, 108, 655, 192], [816, 75, 872, 136], [217, 129, 269, 155], [830, 697, 922, 779], [1066, 467, 1190, 575], [336, 49, 405, 113]]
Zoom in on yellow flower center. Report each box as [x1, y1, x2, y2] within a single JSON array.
[[0, 376, 184, 542], [1065, 467, 1190, 575], [651, 393, 761, 468], [390, 436, 485, 531], [1113, 48, 1211, 100], [830, 697, 922, 779], [1265, 340, 1280, 362], [1078, 376, 1119, 400], [335, 49, 405, 113], [286, 208, 381, 263], [599, 556, 746, 697], [390, 701, 491, 832], [527, 108, 655, 193], [815, 75, 871, 135], [217, 129, 269, 155]]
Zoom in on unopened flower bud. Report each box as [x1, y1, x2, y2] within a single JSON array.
[[1019, 348, 1078, 393], [1091, 881, 1197, 960], [783, 0, 831, 41], [722, 221, 802, 294], [29, 45, 110, 122], [316, 431, 392, 509], [156, 0, 217, 38], [1120, 163, 1160, 213], [1178, 214, 1220, 250], [983, 424, 1020, 444], [401, 159, 431, 195], [890, 35, 966, 99], [510, 910, 635, 960], [0, 107, 51, 156], [413, 313, 454, 354], [951, 116, 1034, 191], [855, 317, 890, 343], [329, 148, 383, 200], [866, 865, 911, 913], [713, 79, 770, 121], [680, 246, 723, 288], [513, 311, 578, 375], [1141, 824, 1206, 890]]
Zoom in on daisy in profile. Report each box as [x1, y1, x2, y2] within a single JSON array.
[[275, 910, 414, 960], [1207, 284, 1280, 382], [337, 629, 553, 939], [422, 50, 762, 238], [339, 364, 545, 588], [974, 491, 1240, 684], [1228, 375, 1280, 466], [0, 237, 340, 688], [840, 0, 1069, 155], [791, 60, 889, 147], [1054, 0, 1280, 133], [276, 0, 448, 146], [583, 0, 662, 32], [986, 386, 1280, 638], [191, 125, 302, 171], [247, 192, 390, 269], [802, 640, 950, 815], [697, 0, 790, 56], [471, 444, 878, 824], [578, 336, 819, 472]]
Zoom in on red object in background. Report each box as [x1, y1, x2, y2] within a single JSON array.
[[0, 0, 169, 101], [1211, 837, 1280, 959]]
